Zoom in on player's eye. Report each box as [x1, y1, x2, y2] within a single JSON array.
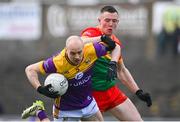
[[112, 19, 119, 23], [70, 52, 76, 55], [104, 18, 111, 22], [77, 51, 82, 55]]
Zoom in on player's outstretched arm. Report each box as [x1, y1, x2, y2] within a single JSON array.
[[117, 61, 152, 107]]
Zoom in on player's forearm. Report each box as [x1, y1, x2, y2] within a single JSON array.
[[111, 44, 121, 62], [81, 36, 101, 44], [118, 65, 139, 93], [25, 64, 41, 90]]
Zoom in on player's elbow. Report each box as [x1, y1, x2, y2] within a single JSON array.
[[25, 64, 35, 75], [25, 65, 31, 75]]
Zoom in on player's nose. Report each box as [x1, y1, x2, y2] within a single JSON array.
[[74, 54, 81, 60]]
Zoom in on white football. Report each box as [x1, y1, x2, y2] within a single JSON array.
[[44, 73, 68, 96]]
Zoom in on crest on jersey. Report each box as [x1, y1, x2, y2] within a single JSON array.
[[75, 72, 84, 80], [85, 58, 91, 64]]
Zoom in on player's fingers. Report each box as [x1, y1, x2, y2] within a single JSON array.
[[146, 95, 152, 107], [46, 84, 52, 88], [147, 101, 152, 107]]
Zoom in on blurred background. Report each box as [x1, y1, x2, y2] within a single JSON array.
[[0, 0, 180, 121]]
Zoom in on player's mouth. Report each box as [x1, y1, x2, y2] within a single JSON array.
[[105, 29, 113, 35], [108, 29, 112, 32], [75, 59, 81, 64]]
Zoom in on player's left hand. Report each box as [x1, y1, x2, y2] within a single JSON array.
[[136, 89, 152, 107], [107, 61, 117, 81]]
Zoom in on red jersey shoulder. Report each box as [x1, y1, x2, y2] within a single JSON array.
[[111, 34, 122, 46], [80, 27, 123, 47], [80, 27, 102, 37]]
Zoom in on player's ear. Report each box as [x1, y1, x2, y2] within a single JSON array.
[[117, 19, 119, 24], [98, 17, 100, 23]]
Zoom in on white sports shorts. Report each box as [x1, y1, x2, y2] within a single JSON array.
[[53, 97, 99, 121]]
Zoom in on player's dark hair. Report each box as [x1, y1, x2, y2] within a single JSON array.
[[100, 6, 118, 14]]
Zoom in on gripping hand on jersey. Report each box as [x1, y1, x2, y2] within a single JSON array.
[[37, 84, 59, 99], [107, 61, 117, 81], [100, 35, 116, 51], [136, 89, 152, 107]]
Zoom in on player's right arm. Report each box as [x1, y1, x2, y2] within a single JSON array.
[[25, 61, 59, 98], [25, 62, 42, 89]]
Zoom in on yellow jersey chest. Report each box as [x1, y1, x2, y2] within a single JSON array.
[[56, 56, 95, 80]]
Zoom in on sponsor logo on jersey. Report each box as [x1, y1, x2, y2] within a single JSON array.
[[71, 75, 91, 87], [75, 72, 83, 80]]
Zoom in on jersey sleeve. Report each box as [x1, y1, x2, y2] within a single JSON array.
[[81, 27, 122, 47], [39, 57, 57, 74], [80, 27, 102, 37], [111, 34, 122, 47], [93, 42, 107, 58]]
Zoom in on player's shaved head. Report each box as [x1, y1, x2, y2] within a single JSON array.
[[66, 35, 84, 49], [65, 35, 84, 65]]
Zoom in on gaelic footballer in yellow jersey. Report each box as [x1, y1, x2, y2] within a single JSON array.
[[36, 35, 116, 119], [39, 42, 106, 110]]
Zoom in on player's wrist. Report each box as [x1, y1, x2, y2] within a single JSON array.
[[135, 89, 143, 96], [37, 86, 43, 93], [36, 85, 42, 90], [109, 61, 117, 65]]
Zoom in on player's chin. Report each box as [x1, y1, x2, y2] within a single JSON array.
[[105, 31, 112, 36], [73, 60, 81, 65]]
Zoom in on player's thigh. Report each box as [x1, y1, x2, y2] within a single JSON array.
[[81, 110, 103, 121], [109, 98, 143, 121]]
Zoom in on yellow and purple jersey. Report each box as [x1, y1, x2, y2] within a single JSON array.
[[39, 42, 108, 110]]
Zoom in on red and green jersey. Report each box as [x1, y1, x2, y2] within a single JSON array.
[[81, 27, 122, 91]]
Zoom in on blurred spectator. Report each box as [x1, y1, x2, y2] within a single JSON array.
[[174, 23, 180, 56], [175, 8, 180, 55], [157, 7, 179, 56]]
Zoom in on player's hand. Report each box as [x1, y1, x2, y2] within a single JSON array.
[[100, 35, 115, 51], [37, 84, 59, 99], [136, 89, 152, 107], [107, 61, 117, 81]]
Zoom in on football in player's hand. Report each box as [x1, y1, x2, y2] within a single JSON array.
[[44, 73, 68, 96]]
